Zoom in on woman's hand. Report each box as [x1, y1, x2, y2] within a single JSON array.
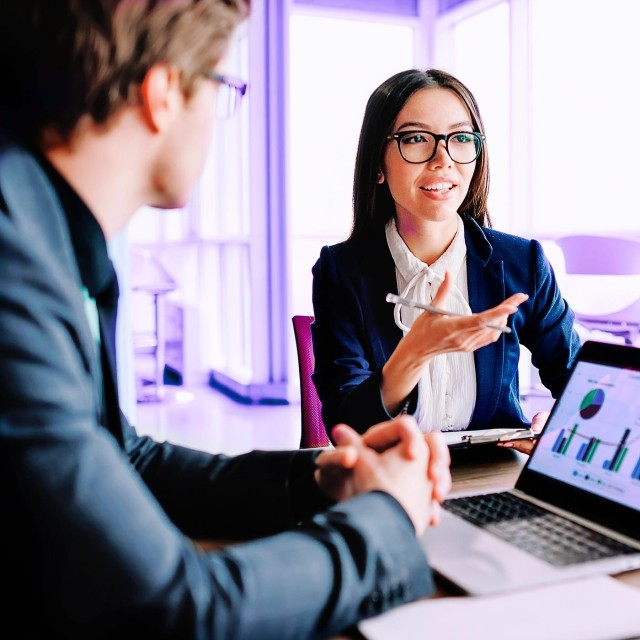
[[407, 271, 529, 358], [498, 411, 549, 455], [381, 271, 529, 414]]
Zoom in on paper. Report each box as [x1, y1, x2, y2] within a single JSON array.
[[359, 576, 640, 640]]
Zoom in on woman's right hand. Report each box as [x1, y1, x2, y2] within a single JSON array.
[[381, 272, 528, 414], [410, 271, 528, 356]]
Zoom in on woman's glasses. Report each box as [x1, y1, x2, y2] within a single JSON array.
[[386, 129, 485, 165]]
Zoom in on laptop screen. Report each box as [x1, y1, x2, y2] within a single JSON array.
[[527, 357, 640, 512]]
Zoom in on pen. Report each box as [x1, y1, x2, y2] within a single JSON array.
[[386, 293, 512, 334]]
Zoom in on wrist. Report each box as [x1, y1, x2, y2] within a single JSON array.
[[289, 451, 335, 523]]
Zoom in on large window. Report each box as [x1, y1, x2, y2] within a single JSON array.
[[530, 0, 640, 236]]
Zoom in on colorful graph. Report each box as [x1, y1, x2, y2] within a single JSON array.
[[552, 424, 578, 456], [576, 436, 600, 463], [551, 424, 640, 476], [528, 360, 640, 509], [603, 428, 630, 472], [579, 388, 605, 419]]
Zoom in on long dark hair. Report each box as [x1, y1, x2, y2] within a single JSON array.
[[350, 68, 491, 240]]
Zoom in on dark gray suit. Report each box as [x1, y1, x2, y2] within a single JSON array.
[[0, 136, 433, 639]]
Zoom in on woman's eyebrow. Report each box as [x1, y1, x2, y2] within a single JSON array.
[[394, 120, 474, 131], [450, 120, 474, 129], [395, 121, 429, 130]]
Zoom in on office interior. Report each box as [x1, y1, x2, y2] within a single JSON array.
[[113, 0, 640, 451]]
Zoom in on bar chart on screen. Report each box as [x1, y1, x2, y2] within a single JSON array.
[[549, 424, 639, 475], [528, 360, 640, 510]]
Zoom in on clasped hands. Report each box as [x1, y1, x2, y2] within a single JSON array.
[[315, 416, 451, 536]]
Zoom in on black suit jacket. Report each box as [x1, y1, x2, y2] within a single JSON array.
[[0, 136, 433, 639]]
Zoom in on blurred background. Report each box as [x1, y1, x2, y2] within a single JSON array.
[[111, 0, 640, 450]]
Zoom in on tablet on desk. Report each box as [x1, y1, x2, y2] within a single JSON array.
[[442, 428, 536, 449]]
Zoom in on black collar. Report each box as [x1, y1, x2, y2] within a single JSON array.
[[35, 152, 119, 303]]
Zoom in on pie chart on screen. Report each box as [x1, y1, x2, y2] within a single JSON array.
[[580, 388, 605, 419]]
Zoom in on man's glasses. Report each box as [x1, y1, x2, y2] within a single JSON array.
[[386, 130, 485, 165], [203, 71, 247, 119]]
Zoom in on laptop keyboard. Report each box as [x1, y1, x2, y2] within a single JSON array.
[[443, 491, 637, 567]]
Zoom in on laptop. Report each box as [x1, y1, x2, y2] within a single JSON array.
[[421, 339, 640, 595]]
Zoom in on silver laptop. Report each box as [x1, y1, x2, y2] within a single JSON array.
[[421, 340, 640, 595]]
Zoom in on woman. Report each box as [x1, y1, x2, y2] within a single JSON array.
[[311, 68, 581, 447]]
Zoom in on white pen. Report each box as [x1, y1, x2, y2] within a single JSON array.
[[386, 293, 512, 334]]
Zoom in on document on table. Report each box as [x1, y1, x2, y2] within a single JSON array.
[[359, 576, 640, 640]]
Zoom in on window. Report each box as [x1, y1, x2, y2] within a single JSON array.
[[530, 0, 640, 235]]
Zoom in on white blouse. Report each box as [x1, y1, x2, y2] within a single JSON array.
[[385, 216, 476, 432]]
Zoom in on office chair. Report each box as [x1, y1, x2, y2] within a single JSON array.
[[555, 234, 640, 345], [291, 315, 330, 448]]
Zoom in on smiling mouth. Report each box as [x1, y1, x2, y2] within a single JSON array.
[[421, 182, 454, 193]]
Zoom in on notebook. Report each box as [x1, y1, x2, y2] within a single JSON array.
[[421, 340, 640, 595]]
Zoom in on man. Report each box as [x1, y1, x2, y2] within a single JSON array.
[[0, 2, 451, 638]]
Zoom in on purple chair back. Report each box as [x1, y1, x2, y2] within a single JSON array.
[[555, 235, 640, 343], [555, 235, 640, 275], [291, 315, 330, 448]]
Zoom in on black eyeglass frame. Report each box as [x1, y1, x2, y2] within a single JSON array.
[[385, 129, 485, 165]]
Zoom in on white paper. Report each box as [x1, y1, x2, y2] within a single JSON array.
[[359, 576, 640, 640]]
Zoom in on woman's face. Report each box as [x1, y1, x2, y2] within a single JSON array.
[[380, 87, 477, 229]]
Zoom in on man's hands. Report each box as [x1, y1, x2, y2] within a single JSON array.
[[314, 416, 451, 536]]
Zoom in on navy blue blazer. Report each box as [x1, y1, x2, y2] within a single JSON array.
[[311, 218, 581, 435], [0, 137, 433, 638]]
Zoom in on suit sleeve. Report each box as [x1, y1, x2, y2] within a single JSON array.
[[311, 245, 417, 437], [123, 422, 337, 538], [0, 203, 433, 639]]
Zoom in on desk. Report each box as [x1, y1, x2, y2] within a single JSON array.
[[337, 446, 640, 640], [448, 445, 529, 495], [198, 447, 640, 639]]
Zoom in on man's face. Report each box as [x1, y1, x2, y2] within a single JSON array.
[[149, 75, 218, 209]]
